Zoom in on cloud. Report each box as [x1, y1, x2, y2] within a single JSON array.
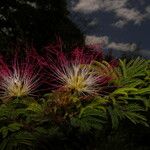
[[85, 35, 109, 45], [107, 42, 137, 52], [72, 0, 127, 13], [112, 20, 127, 28], [85, 35, 137, 52], [115, 8, 145, 24], [71, 0, 149, 27], [87, 18, 98, 27], [84, 35, 150, 58], [72, 0, 101, 14], [146, 6, 150, 13], [145, 6, 150, 18]]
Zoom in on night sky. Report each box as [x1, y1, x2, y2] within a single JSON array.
[[67, 0, 150, 58]]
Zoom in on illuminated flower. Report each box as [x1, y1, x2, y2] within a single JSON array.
[[55, 63, 103, 94], [45, 44, 106, 95], [0, 50, 41, 101]]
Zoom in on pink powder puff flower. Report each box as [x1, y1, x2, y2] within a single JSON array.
[[45, 42, 108, 95], [0, 49, 41, 101]]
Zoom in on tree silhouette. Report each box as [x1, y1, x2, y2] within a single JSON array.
[[0, 0, 84, 52]]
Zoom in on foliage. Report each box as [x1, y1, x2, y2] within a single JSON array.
[[0, 51, 150, 149]]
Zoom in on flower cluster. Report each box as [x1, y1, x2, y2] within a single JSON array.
[[0, 43, 116, 102]]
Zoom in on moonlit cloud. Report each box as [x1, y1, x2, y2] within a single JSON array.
[[85, 35, 137, 52], [68, 0, 150, 58], [115, 8, 145, 25], [146, 6, 150, 13], [85, 35, 109, 45], [145, 6, 150, 18], [72, 0, 127, 13], [107, 42, 137, 52], [72, 0, 100, 13], [85, 35, 150, 58], [71, 0, 150, 27], [112, 20, 127, 28]]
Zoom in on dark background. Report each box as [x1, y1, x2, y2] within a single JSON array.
[[0, 0, 84, 54]]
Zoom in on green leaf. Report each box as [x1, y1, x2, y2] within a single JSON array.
[[111, 88, 138, 96], [126, 104, 145, 112], [0, 138, 9, 150], [131, 87, 150, 95], [71, 107, 106, 131], [125, 112, 148, 127], [116, 58, 148, 86], [0, 127, 8, 138], [8, 123, 22, 132], [27, 102, 42, 113], [107, 106, 123, 129]]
